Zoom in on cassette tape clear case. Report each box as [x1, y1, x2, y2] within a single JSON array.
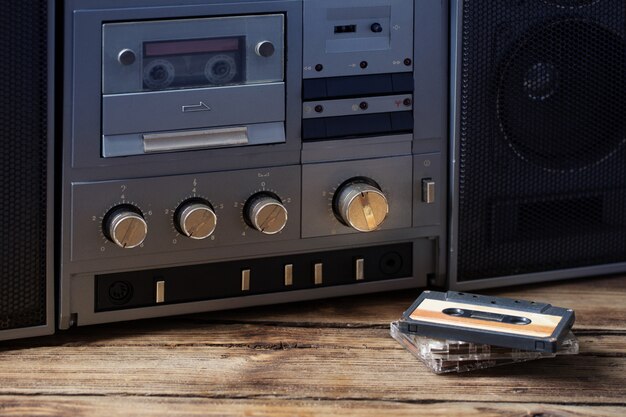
[[390, 321, 579, 374]]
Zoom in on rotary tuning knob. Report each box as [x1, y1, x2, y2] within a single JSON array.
[[174, 198, 217, 240], [103, 204, 148, 249], [333, 178, 389, 232], [244, 192, 288, 235]]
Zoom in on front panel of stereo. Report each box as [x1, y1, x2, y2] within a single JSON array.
[[58, 0, 448, 331]]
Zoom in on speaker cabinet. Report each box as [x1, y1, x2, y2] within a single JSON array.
[[0, 0, 54, 340], [449, 0, 626, 289]]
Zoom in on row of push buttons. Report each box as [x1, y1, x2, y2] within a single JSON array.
[[241, 258, 366, 292], [152, 258, 366, 303]]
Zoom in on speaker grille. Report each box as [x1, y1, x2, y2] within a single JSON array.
[[457, 0, 626, 281], [0, 0, 49, 330]]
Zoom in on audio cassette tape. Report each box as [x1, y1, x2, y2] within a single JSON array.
[[398, 291, 576, 353]]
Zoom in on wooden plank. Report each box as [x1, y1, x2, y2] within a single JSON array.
[[0, 340, 624, 403], [191, 276, 626, 331], [2, 324, 624, 356], [0, 397, 624, 417]]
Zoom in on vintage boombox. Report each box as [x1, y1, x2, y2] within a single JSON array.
[[1, 0, 625, 341]]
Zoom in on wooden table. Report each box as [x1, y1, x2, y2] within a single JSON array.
[[1, 276, 625, 416]]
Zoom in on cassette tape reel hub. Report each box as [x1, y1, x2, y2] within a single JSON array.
[[204, 54, 238, 84], [143, 59, 175, 89]]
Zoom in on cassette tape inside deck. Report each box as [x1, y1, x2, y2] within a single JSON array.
[[141, 37, 245, 90]]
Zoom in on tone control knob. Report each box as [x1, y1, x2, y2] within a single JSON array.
[[255, 41, 275, 57], [334, 178, 389, 232], [174, 198, 217, 240], [103, 205, 148, 249], [244, 192, 288, 235]]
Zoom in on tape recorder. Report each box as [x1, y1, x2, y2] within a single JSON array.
[[1, 0, 446, 340], [2, 0, 625, 340]]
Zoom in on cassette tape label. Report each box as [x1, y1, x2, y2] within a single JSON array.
[[408, 298, 563, 338]]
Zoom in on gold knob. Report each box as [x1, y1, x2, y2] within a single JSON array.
[[175, 200, 217, 240], [335, 180, 388, 232], [104, 206, 148, 248], [245, 193, 288, 235]]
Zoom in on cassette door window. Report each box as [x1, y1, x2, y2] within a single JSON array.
[[103, 15, 284, 94]]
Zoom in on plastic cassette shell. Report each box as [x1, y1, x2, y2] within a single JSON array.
[[399, 291, 575, 353], [390, 322, 579, 374]]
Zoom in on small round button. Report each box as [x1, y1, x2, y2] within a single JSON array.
[[244, 192, 288, 235], [175, 199, 217, 240], [103, 205, 148, 249], [255, 41, 275, 57], [371, 23, 383, 33], [117, 49, 136, 66]]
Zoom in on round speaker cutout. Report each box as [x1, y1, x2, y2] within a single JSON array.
[[496, 19, 626, 172]]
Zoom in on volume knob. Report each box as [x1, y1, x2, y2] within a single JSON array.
[[175, 199, 217, 240], [334, 178, 389, 232], [245, 192, 288, 235], [103, 205, 148, 249]]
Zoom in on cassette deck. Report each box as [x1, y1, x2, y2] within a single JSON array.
[[54, 0, 446, 332]]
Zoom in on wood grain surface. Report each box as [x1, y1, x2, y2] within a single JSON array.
[[0, 275, 625, 416]]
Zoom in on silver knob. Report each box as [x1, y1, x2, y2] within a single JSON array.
[[245, 193, 288, 235], [334, 179, 389, 232], [255, 41, 275, 57], [104, 205, 148, 248], [175, 199, 217, 240]]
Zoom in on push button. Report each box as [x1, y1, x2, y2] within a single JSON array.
[[355, 258, 365, 281], [422, 179, 436, 204], [284, 264, 293, 286], [241, 269, 251, 291], [155, 280, 165, 303], [314, 263, 323, 285]]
